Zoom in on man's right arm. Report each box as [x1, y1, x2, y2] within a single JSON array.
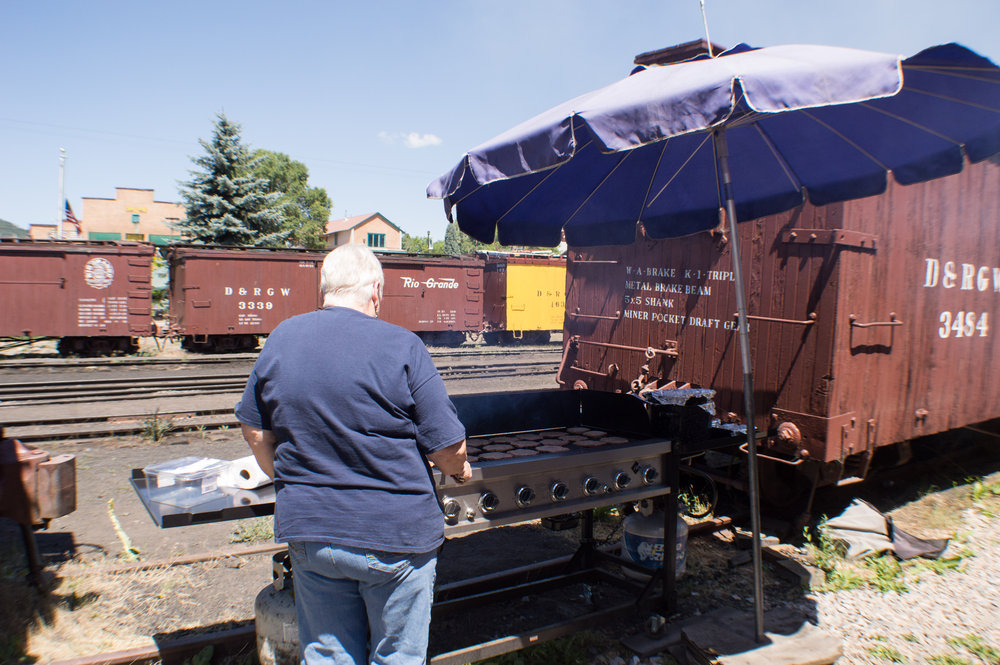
[[427, 439, 472, 482]]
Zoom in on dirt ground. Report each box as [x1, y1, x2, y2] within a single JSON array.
[[3, 410, 999, 663]]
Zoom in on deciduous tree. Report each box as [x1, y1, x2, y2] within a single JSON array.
[[252, 150, 331, 248]]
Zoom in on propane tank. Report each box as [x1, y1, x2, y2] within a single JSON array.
[[620, 499, 688, 580], [255, 552, 299, 665]]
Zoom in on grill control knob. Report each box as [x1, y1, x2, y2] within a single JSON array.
[[479, 491, 500, 514], [442, 498, 461, 525], [515, 486, 536, 508], [640, 466, 659, 485], [614, 472, 632, 490], [550, 481, 570, 502], [583, 477, 606, 496]]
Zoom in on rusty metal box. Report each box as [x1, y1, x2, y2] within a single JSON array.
[[165, 246, 325, 340], [562, 159, 1000, 468], [0, 239, 153, 339]]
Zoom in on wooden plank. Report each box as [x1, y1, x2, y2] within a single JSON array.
[[682, 606, 841, 665]]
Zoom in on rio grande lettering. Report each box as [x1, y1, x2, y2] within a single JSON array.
[[401, 276, 460, 289]]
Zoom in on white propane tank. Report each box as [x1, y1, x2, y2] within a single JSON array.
[[255, 554, 299, 665], [620, 502, 688, 580]]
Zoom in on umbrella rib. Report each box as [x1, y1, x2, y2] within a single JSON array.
[[799, 110, 891, 170], [901, 85, 1000, 114], [561, 148, 636, 225], [906, 64, 1000, 85], [857, 101, 968, 146], [491, 140, 600, 224], [637, 140, 671, 224], [646, 132, 715, 207], [751, 121, 803, 192]]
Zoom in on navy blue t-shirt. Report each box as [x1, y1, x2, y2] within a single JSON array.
[[235, 307, 466, 553]]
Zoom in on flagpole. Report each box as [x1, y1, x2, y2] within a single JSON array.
[[58, 148, 66, 239]]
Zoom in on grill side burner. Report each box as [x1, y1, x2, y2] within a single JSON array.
[[438, 390, 675, 536]]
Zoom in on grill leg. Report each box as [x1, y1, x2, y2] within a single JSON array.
[[20, 523, 43, 586]]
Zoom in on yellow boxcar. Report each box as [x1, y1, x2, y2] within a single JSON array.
[[483, 253, 566, 344]]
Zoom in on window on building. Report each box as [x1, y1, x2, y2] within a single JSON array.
[[367, 233, 385, 248], [125, 233, 145, 241], [131, 213, 140, 224]]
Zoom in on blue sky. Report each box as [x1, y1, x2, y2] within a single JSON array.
[[2, 1, 998, 241]]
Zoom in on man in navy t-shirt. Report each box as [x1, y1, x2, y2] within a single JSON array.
[[236, 244, 470, 665]]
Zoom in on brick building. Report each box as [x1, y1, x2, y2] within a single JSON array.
[[80, 187, 184, 244]]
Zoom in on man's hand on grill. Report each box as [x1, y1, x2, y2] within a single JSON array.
[[450, 460, 472, 484]]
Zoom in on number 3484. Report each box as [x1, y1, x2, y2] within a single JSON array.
[[938, 311, 989, 338]]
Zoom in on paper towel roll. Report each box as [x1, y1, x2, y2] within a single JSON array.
[[221, 486, 262, 506], [219, 456, 272, 489]]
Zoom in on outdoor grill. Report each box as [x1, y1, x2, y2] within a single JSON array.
[[440, 390, 676, 537], [131, 388, 729, 665]]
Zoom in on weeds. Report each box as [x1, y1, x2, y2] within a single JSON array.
[[141, 409, 175, 442], [229, 518, 275, 544], [946, 634, 1000, 663], [803, 523, 967, 593], [473, 630, 624, 665], [927, 656, 973, 665], [867, 644, 907, 662], [107, 499, 140, 561]]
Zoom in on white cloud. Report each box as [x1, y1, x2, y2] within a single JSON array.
[[378, 131, 442, 149]]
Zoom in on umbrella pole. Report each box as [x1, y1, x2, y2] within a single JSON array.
[[714, 130, 765, 643]]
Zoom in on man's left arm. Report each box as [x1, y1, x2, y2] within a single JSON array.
[[241, 424, 277, 479]]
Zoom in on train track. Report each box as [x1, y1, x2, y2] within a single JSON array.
[[0, 349, 561, 443]]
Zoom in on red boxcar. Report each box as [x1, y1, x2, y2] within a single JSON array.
[[379, 253, 484, 346], [561, 158, 1000, 491], [165, 246, 324, 352], [0, 240, 153, 355]]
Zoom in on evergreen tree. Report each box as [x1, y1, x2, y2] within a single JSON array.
[[178, 113, 288, 246], [252, 150, 331, 249], [443, 222, 477, 255]]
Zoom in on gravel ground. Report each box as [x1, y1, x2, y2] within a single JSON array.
[[798, 507, 1000, 665]]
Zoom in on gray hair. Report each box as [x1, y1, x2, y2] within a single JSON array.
[[320, 244, 384, 309]]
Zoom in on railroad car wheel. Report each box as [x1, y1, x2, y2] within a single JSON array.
[[757, 458, 818, 519], [523, 331, 551, 345], [483, 331, 501, 346]]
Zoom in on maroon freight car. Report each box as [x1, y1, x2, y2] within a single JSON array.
[[379, 253, 484, 346], [560, 158, 1000, 494], [165, 246, 324, 352], [0, 240, 154, 355]]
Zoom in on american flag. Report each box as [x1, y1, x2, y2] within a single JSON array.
[[64, 200, 82, 233]]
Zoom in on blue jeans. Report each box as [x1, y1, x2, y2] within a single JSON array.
[[287, 541, 437, 665]]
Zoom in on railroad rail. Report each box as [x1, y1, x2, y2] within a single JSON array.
[[0, 349, 561, 443]]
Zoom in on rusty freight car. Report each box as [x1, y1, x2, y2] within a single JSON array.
[[165, 246, 324, 352], [560, 158, 1000, 495], [482, 253, 566, 345], [379, 253, 484, 346], [0, 240, 154, 355]]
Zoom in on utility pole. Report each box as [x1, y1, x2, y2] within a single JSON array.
[[426, 230, 431, 251], [57, 148, 66, 239]]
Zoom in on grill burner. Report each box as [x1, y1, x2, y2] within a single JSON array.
[[437, 427, 670, 536]]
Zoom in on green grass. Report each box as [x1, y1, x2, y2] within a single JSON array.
[[229, 517, 275, 544], [946, 634, 1000, 664], [927, 655, 973, 665], [141, 409, 175, 442], [867, 644, 907, 662], [472, 631, 633, 665]]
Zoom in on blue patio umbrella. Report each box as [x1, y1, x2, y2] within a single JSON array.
[[428, 42, 1000, 641]]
